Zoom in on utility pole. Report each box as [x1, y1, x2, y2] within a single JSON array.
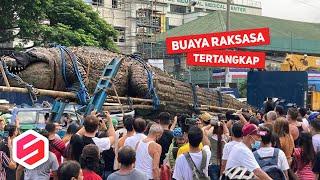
[[225, 0, 231, 87]]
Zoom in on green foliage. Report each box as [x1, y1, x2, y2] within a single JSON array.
[[0, 0, 118, 51], [239, 80, 247, 98]]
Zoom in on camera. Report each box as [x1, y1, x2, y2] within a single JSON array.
[[210, 116, 221, 126], [185, 116, 198, 126]]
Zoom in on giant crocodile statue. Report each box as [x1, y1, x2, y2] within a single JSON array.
[[0, 46, 248, 115]]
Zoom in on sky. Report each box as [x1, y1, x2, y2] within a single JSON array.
[[260, 0, 320, 23]]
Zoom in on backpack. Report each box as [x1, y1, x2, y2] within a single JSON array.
[[253, 148, 286, 180], [70, 134, 106, 176], [184, 150, 210, 180]]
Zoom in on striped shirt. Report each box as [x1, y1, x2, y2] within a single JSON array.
[[0, 151, 10, 180], [294, 148, 315, 180], [49, 138, 65, 165]]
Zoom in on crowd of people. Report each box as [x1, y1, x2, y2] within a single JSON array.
[[2, 104, 320, 180]]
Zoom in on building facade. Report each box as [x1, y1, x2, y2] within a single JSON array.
[[85, 0, 262, 54]]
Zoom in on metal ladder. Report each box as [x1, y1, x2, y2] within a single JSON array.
[[85, 58, 121, 115]]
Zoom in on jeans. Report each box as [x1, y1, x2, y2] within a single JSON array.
[[208, 164, 220, 180]]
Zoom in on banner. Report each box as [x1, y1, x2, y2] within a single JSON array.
[[186, 50, 265, 69], [166, 28, 270, 54]]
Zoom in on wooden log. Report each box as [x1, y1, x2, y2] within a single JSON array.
[[200, 105, 237, 112], [0, 86, 77, 99], [103, 105, 153, 111]]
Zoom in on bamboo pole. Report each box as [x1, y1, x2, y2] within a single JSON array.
[[0, 65, 10, 87], [0, 86, 77, 99]]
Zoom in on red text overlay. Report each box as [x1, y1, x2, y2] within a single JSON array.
[[186, 50, 265, 69], [166, 28, 270, 54]]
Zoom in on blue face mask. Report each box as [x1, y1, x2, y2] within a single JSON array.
[[251, 141, 261, 150]]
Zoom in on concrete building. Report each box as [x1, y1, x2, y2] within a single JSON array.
[[152, 11, 320, 89], [85, 0, 261, 54]]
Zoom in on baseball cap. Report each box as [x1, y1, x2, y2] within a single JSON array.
[[242, 124, 266, 136], [198, 112, 212, 123]]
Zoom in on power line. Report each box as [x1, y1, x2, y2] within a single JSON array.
[[293, 0, 320, 9]]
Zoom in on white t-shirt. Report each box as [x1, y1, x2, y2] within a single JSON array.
[[173, 145, 211, 180], [302, 117, 309, 127], [222, 141, 240, 160], [313, 134, 320, 153], [92, 137, 111, 152], [255, 147, 289, 171], [226, 142, 260, 172], [124, 133, 146, 149]]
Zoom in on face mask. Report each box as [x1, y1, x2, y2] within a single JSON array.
[[251, 140, 261, 150], [249, 135, 260, 150]]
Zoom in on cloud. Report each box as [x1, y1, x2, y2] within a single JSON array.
[[260, 0, 320, 23]]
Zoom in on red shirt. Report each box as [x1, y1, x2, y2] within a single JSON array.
[[82, 169, 102, 180], [49, 138, 65, 165]]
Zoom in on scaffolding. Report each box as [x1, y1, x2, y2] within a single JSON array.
[[86, 0, 166, 56]]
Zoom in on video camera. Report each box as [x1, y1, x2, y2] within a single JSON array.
[[0, 131, 9, 144], [185, 115, 199, 126]]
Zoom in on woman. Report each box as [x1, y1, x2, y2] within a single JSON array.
[[166, 127, 187, 169], [80, 144, 102, 180], [293, 132, 315, 179], [58, 161, 83, 180], [208, 122, 228, 180], [274, 117, 295, 164]]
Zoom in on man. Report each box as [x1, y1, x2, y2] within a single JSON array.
[[221, 122, 243, 173], [135, 123, 163, 180], [226, 124, 272, 180], [77, 111, 115, 152], [260, 111, 277, 130], [108, 146, 147, 180], [157, 112, 174, 165], [287, 107, 309, 143], [45, 122, 66, 165], [298, 107, 310, 127], [124, 118, 146, 149], [17, 130, 59, 180], [115, 117, 135, 170], [275, 105, 285, 118], [173, 126, 211, 180], [253, 126, 289, 179]]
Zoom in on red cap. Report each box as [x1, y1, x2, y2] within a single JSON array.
[[242, 124, 265, 136]]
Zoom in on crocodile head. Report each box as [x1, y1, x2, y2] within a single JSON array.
[[1, 47, 87, 90]]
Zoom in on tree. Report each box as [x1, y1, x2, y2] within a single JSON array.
[[239, 80, 247, 98], [0, 0, 118, 51]]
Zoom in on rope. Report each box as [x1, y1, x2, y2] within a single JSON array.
[[217, 90, 223, 107], [191, 84, 199, 110], [0, 60, 38, 104], [56, 45, 89, 105], [111, 83, 125, 117], [129, 54, 160, 110], [86, 57, 91, 84], [127, 97, 133, 110]]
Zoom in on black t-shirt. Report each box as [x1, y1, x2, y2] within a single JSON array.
[[158, 130, 173, 165], [313, 151, 320, 174]]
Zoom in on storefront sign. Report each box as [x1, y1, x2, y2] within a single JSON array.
[[166, 28, 270, 54], [165, 0, 252, 14], [186, 50, 265, 69]]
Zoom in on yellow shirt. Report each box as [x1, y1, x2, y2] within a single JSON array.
[[176, 143, 203, 157]]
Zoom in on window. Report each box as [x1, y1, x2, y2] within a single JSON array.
[[92, 0, 103, 6], [170, 4, 187, 14], [168, 25, 177, 30], [112, 0, 121, 8], [114, 27, 125, 42]]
